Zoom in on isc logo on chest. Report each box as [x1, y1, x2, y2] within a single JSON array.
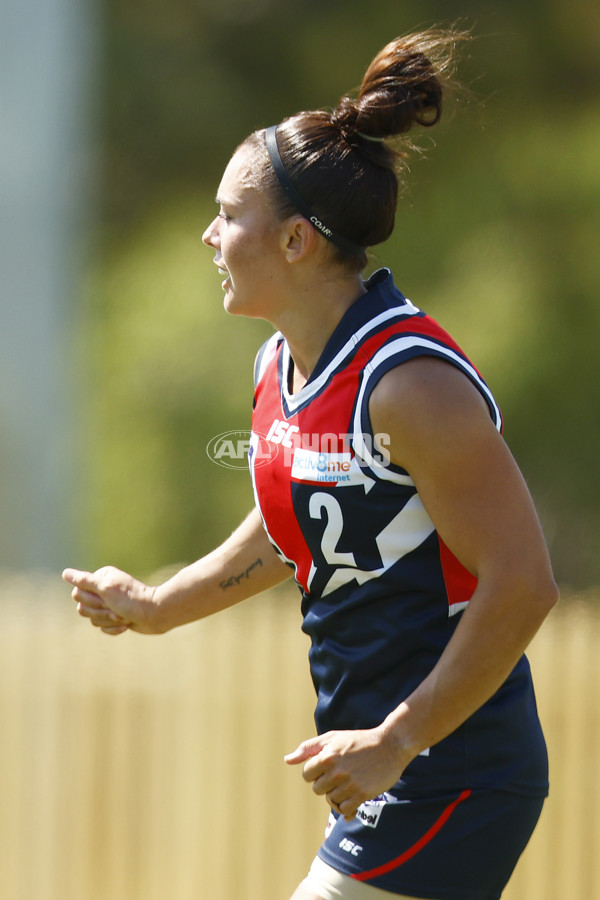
[[265, 418, 300, 447]]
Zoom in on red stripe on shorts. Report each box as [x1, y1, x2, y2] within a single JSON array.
[[351, 789, 472, 882]]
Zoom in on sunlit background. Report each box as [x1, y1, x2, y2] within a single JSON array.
[[1, 0, 599, 897]]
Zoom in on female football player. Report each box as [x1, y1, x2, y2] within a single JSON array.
[[64, 29, 558, 900]]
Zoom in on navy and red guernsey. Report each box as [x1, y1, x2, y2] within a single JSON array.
[[249, 268, 548, 798]]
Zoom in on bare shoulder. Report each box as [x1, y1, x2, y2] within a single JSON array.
[[370, 356, 490, 425], [369, 356, 496, 467]]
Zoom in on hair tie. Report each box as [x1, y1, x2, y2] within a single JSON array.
[[357, 132, 386, 143], [264, 125, 364, 255]]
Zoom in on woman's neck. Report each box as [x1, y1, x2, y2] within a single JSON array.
[[274, 273, 366, 389]]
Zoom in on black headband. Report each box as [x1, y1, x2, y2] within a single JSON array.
[[264, 125, 364, 256]]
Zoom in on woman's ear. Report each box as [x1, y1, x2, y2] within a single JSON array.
[[281, 215, 319, 263]]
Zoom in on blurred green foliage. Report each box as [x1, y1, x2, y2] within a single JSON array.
[[77, 0, 600, 586]]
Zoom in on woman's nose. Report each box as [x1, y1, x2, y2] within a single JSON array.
[[202, 217, 219, 248]]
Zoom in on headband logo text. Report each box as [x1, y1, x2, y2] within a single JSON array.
[[310, 216, 333, 238]]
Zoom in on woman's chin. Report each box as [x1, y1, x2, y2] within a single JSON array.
[[223, 290, 246, 317]]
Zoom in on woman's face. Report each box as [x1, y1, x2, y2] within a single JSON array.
[[203, 148, 285, 319]]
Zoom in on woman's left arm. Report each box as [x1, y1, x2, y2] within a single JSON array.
[[286, 356, 558, 818]]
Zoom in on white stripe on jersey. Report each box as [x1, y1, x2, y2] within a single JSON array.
[[254, 331, 282, 389], [351, 335, 503, 484], [449, 600, 470, 617], [281, 302, 421, 414]]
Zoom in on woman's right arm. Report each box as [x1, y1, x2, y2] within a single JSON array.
[[62, 507, 292, 636]]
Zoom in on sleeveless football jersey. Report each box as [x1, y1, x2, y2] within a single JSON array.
[[249, 269, 548, 797]]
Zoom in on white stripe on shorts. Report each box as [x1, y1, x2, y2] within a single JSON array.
[[305, 856, 416, 900]]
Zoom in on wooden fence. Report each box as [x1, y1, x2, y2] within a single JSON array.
[[0, 575, 598, 900]]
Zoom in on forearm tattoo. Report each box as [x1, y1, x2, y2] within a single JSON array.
[[219, 558, 263, 590]]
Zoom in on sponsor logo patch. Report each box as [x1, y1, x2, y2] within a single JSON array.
[[355, 792, 398, 828], [291, 448, 352, 484]]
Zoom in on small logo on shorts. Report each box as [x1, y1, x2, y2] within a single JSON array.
[[339, 837, 363, 856], [355, 792, 397, 828]]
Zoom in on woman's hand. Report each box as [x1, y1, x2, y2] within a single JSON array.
[[63, 509, 292, 636], [62, 566, 163, 635], [285, 725, 409, 820]]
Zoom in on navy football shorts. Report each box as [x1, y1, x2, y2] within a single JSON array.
[[316, 788, 545, 900]]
